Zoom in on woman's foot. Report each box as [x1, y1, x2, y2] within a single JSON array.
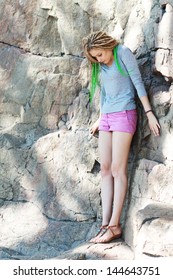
[[89, 225, 108, 243], [93, 225, 122, 243]]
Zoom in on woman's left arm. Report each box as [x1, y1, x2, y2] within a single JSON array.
[[119, 46, 160, 136], [140, 95, 160, 136]]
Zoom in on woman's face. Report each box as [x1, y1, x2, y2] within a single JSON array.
[[89, 48, 114, 66]]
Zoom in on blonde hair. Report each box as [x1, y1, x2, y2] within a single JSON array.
[[82, 31, 118, 63], [82, 31, 119, 102]]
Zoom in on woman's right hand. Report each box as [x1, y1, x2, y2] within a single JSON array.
[[89, 119, 100, 136]]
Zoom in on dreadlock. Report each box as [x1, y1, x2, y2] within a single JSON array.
[[82, 31, 119, 102]]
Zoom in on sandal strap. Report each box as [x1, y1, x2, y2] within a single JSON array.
[[101, 224, 108, 229], [107, 225, 122, 236], [95, 225, 108, 237], [99, 227, 108, 237]]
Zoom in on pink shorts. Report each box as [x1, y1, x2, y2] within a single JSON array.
[[99, 109, 137, 135]]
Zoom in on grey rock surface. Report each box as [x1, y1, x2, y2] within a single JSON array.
[[0, 0, 173, 260]]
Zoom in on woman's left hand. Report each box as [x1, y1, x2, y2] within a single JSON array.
[[147, 112, 160, 136]]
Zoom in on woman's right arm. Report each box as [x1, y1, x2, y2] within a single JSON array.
[[89, 114, 101, 136], [90, 79, 104, 136]]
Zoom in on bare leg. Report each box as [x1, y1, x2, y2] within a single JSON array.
[[99, 131, 114, 226], [109, 132, 133, 225], [95, 132, 133, 243], [90, 131, 113, 242]]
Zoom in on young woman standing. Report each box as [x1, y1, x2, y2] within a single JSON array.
[[82, 31, 160, 243]]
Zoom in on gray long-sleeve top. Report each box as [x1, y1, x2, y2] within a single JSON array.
[[100, 44, 147, 113]]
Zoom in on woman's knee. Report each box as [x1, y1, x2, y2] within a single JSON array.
[[111, 162, 126, 179], [100, 163, 112, 177]]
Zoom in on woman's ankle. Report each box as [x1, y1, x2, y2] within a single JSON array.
[[108, 222, 121, 228]]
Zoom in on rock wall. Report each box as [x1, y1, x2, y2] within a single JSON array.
[[0, 0, 173, 259]]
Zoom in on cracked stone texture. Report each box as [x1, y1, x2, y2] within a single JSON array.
[[155, 3, 173, 79], [56, 240, 134, 260], [134, 204, 173, 258], [0, 0, 173, 260]]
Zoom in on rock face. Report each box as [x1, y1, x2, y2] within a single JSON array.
[[0, 0, 173, 259]]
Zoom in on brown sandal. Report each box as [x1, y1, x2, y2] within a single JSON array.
[[94, 225, 122, 243], [89, 225, 108, 243]]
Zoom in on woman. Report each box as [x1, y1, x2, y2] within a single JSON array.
[[82, 31, 160, 243]]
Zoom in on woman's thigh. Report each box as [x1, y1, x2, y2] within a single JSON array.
[[112, 132, 133, 172], [99, 131, 112, 168]]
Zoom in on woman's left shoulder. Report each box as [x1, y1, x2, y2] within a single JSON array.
[[118, 44, 133, 55]]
